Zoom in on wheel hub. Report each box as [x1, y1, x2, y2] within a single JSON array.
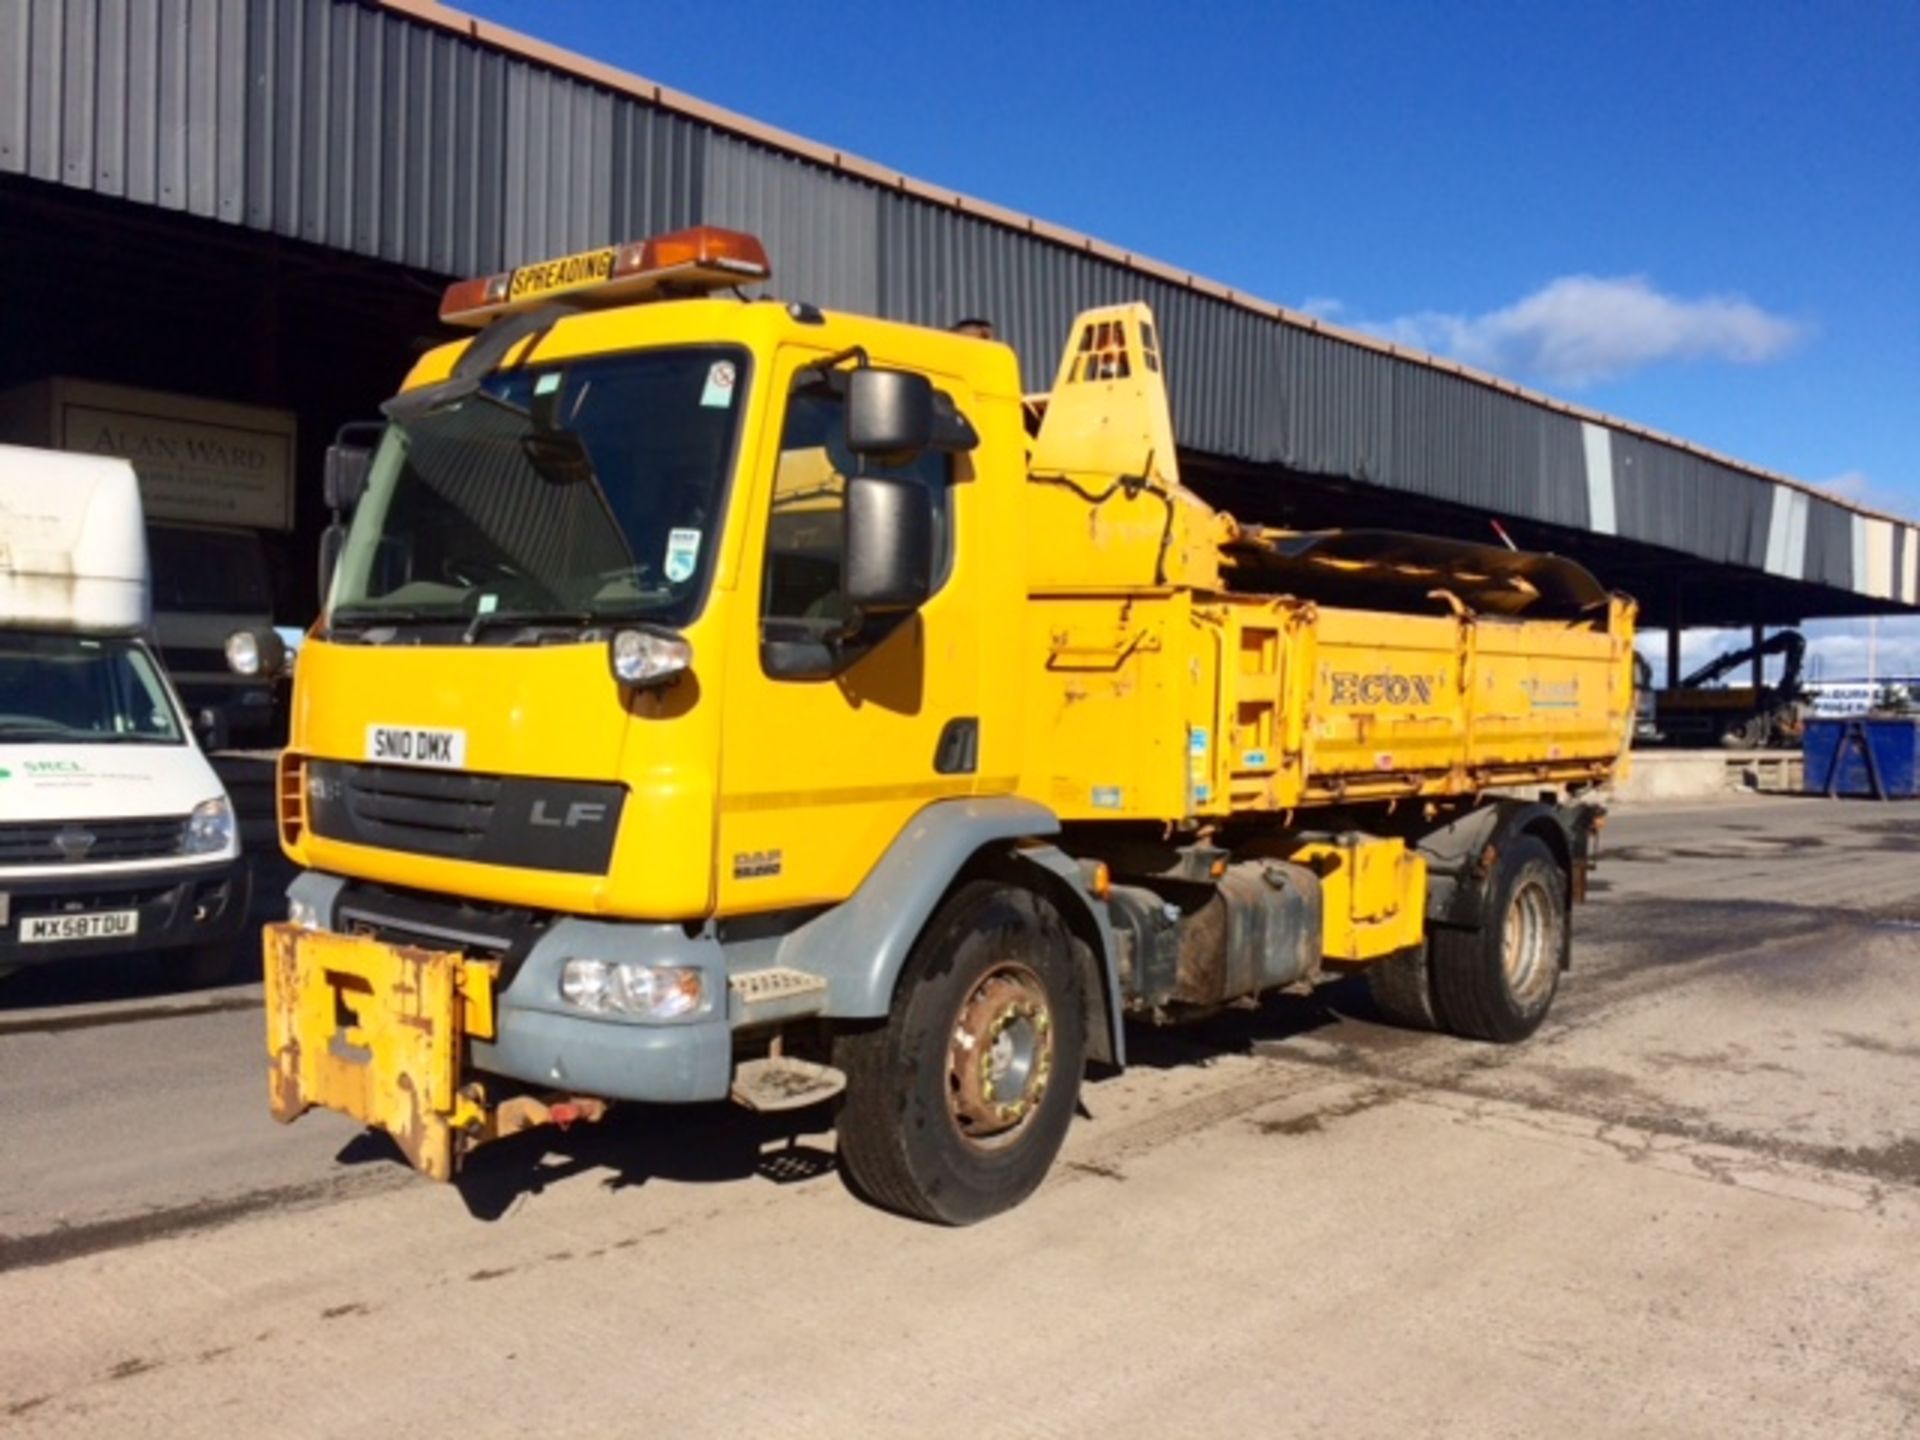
[[1501, 877, 1555, 1003], [947, 964, 1054, 1144]]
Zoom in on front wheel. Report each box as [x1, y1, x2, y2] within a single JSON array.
[[834, 881, 1087, 1225]]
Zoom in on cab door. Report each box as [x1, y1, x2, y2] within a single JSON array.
[[716, 352, 982, 914]]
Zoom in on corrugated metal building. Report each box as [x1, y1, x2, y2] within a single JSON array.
[[2, 0, 1915, 633]]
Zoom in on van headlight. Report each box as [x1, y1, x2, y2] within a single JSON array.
[[183, 796, 236, 855], [559, 959, 703, 1018]]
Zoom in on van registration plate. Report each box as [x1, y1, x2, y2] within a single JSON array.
[[21, 910, 139, 944]]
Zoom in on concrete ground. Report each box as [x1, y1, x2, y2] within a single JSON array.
[[2, 796, 1917, 1438]]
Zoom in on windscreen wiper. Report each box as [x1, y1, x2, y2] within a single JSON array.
[[328, 607, 467, 636], [460, 609, 598, 644]]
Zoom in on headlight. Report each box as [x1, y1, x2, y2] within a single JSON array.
[[608, 628, 692, 688], [559, 959, 703, 1019], [226, 628, 287, 679], [225, 630, 262, 677], [183, 796, 236, 855]]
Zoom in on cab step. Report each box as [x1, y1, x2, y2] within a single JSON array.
[[730, 1056, 846, 1113]]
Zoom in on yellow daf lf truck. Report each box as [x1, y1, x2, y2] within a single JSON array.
[[265, 227, 1637, 1223]]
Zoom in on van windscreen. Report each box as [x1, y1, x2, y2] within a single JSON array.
[[0, 633, 183, 744]]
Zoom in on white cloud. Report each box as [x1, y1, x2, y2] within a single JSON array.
[[1353, 274, 1807, 388], [1818, 470, 1872, 503], [1814, 469, 1920, 519], [1637, 618, 1920, 685], [1801, 618, 1920, 680], [1296, 296, 1345, 320]]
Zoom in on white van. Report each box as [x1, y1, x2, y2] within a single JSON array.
[[1, 446, 249, 982]]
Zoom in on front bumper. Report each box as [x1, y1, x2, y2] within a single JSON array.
[[0, 856, 250, 966], [472, 918, 733, 1104], [264, 901, 756, 1181], [471, 1006, 731, 1105]]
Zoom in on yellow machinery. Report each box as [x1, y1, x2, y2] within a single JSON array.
[[266, 227, 1636, 1222]]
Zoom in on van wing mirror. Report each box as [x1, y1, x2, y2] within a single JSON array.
[[844, 473, 934, 614]]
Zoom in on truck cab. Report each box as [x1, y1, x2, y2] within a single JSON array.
[[0, 446, 250, 982]]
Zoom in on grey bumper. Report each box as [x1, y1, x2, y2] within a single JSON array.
[[470, 1007, 732, 1104], [471, 918, 734, 1104]]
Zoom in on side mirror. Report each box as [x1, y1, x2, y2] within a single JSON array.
[[844, 473, 934, 615], [190, 706, 227, 752], [323, 443, 372, 512], [845, 368, 933, 457]]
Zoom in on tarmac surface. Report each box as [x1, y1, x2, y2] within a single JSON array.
[[2, 795, 1917, 1437]]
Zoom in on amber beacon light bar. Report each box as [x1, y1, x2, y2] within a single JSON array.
[[438, 225, 774, 327]]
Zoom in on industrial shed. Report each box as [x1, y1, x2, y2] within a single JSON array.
[[3, 0, 1915, 641]]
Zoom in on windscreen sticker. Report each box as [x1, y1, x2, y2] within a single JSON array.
[[476, 593, 498, 615], [700, 360, 737, 408], [534, 372, 562, 396], [664, 528, 702, 583]]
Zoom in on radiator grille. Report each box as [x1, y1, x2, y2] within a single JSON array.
[[0, 817, 188, 864], [305, 762, 622, 875]]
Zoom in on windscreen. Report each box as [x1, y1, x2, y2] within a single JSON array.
[[0, 632, 183, 744], [331, 346, 749, 632]]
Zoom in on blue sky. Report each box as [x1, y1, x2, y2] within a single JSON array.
[[462, 0, 1919, 672]]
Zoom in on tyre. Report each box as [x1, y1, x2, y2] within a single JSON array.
[[1428, 833, 1567, 1043], [833, 881, 1087, 1225], [1364, 944, 1438, 1030]]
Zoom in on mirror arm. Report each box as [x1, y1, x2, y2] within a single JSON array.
[[794, 345, 870, 394], [930, 393, 979, 452]]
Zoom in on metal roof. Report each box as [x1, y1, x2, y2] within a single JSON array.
[[3, 0, 1915, 615]]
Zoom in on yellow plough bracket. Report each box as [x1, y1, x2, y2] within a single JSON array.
[[264, 923, 498, 1181]]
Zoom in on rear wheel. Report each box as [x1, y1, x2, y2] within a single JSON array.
[[1429, 833, 1567, 1043], [834, 881, 1087, 1225], [1364, 944, 1438, 1030]]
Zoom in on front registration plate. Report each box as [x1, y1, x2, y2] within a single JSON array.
[[21, 910, 139, 944], [366, 724, 467, 768]]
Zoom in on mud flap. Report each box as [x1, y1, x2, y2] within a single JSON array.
[[263, 923, 496, 1182]]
